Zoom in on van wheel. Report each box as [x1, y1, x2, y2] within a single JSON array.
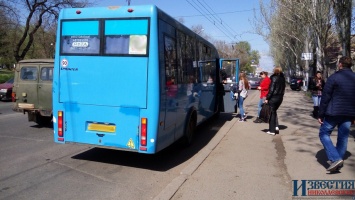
[[182, 111, 197, 146], [36, 114, 51, 127]]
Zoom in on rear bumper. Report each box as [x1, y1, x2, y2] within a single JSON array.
[[290, 84, 301, 89], [0, 92, 11, 100], [12, 107, 52, 117]]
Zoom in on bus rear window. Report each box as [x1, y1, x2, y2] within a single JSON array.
[[105, 35, 147, 55], [104, 19, 148, 55], [60, 19, 149, 56], [62, 36, 100, 54], [61, 20, 100, 54]]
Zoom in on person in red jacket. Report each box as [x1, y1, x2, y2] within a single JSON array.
[[253, 71, 271, 123]]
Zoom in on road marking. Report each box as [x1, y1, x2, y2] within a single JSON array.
[[0, 135, 46, 142], [0, 113, 23, 120]]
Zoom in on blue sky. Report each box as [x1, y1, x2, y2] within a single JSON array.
[[92, 0, 274, 71]]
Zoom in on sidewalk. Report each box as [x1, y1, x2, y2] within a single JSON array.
[[155, 88, 355, 200]]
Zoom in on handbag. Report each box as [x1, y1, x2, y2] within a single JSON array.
[[259, 103, 271, 123], [240, 89, 248, 99]]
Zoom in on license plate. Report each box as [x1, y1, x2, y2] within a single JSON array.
[[88, 123, 116, 133]]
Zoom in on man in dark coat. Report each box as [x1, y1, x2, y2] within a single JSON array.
[[318, 56, 355, 172]]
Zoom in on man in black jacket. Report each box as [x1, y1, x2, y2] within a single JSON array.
[[318, 56, 355, 172]]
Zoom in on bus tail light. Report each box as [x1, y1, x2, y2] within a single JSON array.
[[58, 111, 64, 140], [140, 118, 147, 148]]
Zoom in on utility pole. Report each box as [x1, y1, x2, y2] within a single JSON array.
[[303, 27, 310, 91]]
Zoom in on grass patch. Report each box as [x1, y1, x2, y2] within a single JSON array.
[[0, 69, 15, 83]]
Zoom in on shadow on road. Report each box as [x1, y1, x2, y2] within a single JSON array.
[[71, 113, 235, 172], [316, 149, 352, 169]]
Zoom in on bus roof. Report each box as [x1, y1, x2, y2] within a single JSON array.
[[59, 5, 159, 19], [59, 5, 216, 50]]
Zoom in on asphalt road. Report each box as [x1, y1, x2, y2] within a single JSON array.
[[0, 96, 245, 200]]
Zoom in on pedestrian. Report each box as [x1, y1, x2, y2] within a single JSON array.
[[318, 56, 355, 172], [238, 72, 250, 122], [253, 71, 271, 123], [264, 66, 286, 135], [309, 71, 325, 118]]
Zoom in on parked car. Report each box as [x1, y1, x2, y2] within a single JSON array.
[[0, 77, 14, 101], [248, 77, 261, 89], [290, 77, 303, 90]]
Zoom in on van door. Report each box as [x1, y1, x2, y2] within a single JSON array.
[[17, 65, 40, 108], [38, 65, 53, 116]]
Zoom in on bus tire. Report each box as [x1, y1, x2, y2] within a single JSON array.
[[182, 110, 197, 146]]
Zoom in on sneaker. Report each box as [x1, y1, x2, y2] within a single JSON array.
[[253, 118, 262, 123], [243, 114, 247, 119], [275, 127, 279, 134], [335, 163, 344, 171], [238, 119, 245, 122], [266, 131, 275, 136], [327, 160, 344, 171]]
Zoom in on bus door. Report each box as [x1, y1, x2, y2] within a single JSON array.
[[219, 59, 240, 113], [198, 60, 218, 120]]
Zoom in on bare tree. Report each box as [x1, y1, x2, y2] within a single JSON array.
[[254, 0, 334, 79], [1, 0, 91, 62], [331, 0, 352, 56], [255, 0, 307, 73]]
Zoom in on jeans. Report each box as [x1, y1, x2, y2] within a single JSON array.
[[257, 98, 265, 117], [319, 116, 351, 162], [269, 97, 283, 132], [238, 95, 245, 119], [312, 95, 321, 106]]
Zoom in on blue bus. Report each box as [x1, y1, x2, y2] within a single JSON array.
[[53, 5, 237, 154]]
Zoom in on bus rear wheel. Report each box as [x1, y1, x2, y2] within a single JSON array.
[[182, 111, 197, 146]]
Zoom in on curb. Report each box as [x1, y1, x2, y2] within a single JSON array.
[[153, 117, 238, 200]]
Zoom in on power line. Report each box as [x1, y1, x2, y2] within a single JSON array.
[[175, 8, 257, 18], [196, 0, 234, 36], [184, 0, 252, 43], [197, 0, 239, 39], [185, 0, 235, 41]]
